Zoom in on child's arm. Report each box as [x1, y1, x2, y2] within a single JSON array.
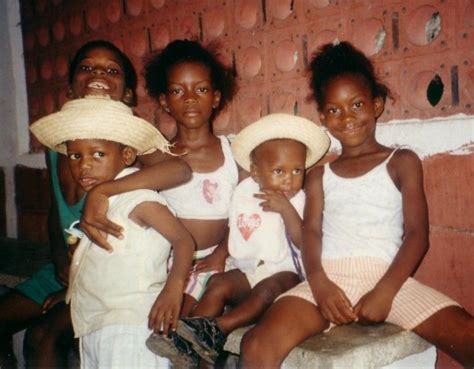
[[253, 190, 302, 247], [129, 200, 195, 336], [194, 230, 229, 273], [80, 154, 191, 251], [354, 149, 429, 324], [303, 166, 356, 325]]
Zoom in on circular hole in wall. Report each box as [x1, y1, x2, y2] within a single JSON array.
[[69, 14, 83, 36], [309, 0, 331, 9], [40, 59, 53, 80], [150, 0, 165, 10], [24, 32, 35, 51], [426, 74, 444, 106], [38, 26, 50, 47], [126, 0, 143, 17], [236, 0, 258, 29], [52, 20, 65, 41], [410, 70, 444, 110], [58, 90, 68, 108], [203, 9, 225, 39], [35, 0, 47, 14], [106, 0, 122, 23], [238, 47, 262, 79], [353, 18, 386, 56], [55, 55, 68, 77], [271, 0, 293, 21], [151, 25, 171, 50], [406, 6, 442, 46], [29, 96, 40, 116], [274, 40, 298, 73], [44, 94, 56, 114], [26, 63, 37, 84], [86, 8, 101, 31], [213, 108, 231, 133]]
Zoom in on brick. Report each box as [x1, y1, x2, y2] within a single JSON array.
[[233, 0, 265, 33], [266, 0, 303, 29], [423, 152, 474, 230], [234, 35, 266, 84]]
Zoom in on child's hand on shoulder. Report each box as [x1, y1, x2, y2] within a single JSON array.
[[254, 190, 292, 215], [148, 286, 183, 336]]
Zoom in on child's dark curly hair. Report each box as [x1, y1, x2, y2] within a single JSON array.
[[309, 41, 391, 109], [144, 39, 237, 121], [69, 40, 137, 105]]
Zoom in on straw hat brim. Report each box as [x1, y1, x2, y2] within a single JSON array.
[[30, 96, 170, 155], [231, 113, 330, 172]]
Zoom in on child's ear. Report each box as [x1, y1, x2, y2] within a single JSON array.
[[318, 111, 326, 126], [159, 94, 170, 113], [373, 96, 385, 118], [212, 90, 221, 109], [122, 88, 134, 105], [250, 162, 260, 183], [123, 146, 137, 166]]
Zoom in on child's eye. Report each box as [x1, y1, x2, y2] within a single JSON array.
[[106, 68, 119, 75], [327, 107, 339, 114], [272, 168, 283, 175], [68, 153, 80, 160], [292, 168, 303, 175], [79, 65, 93, 72], [197, 87, 209, 93], [354, 101, 364, 109], [169, 88, 183, 95], [93, 152, 105, 158]]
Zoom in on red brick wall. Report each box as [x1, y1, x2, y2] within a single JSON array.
[[19, 1, 474, 367]]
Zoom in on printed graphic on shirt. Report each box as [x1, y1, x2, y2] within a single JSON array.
[[237, 213, 261, 241], [202, 179, 220, 204]]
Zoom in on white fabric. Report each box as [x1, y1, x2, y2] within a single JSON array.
[[80, 323, 169, 369], [228, 177, 305, 272], [67, 167, 172, 337], [321, 149, 403, 263], [160, 136, 239, 220]]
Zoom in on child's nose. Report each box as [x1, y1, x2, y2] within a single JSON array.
[[184, 90, 197, 103], [92, 66, 106, 76]]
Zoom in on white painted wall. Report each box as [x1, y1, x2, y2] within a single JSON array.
[[1, 1, 472, 239], [1, 0, 45, 238]]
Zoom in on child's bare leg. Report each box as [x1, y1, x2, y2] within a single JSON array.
[[216, 271, 300, 334], [24, 303, 75, 369], [413, 306, 474, 367], [239, 296, 329, 369], [180, 294, 198, 317], [0, 291, 42, 368], [190, 270, 251, 318]]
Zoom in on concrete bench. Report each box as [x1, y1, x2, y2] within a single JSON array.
[[224, 323, 435, 369]]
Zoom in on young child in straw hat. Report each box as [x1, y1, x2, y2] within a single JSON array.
[[30, 95, 194, 369], [147, 113, 329, 366]]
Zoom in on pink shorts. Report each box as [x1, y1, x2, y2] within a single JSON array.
[[280, 257, 459, 330]]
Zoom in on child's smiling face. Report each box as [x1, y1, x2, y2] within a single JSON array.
[[318, 73, 384, 149], [66, 139, 135, 192], [159, 61, 221, 129], [250, 139, 306, 199], [70, 47, 132, 103]]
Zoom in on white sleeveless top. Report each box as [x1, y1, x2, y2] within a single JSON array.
[[321, 149, 403, 263], [228, 177, 305, 270], [160, 135, 239, 220]]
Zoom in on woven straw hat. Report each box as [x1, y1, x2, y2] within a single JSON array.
[[30, 95, 171, 155], [232, 113, 330, 172]]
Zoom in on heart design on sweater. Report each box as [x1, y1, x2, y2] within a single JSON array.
[[237, 213, 261, 241], [202, 179, 219, 204]]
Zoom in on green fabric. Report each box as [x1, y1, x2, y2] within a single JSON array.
[[15, 150, 86, 305]]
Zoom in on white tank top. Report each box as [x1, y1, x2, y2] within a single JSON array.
[[160, 135, 239, 220], [321, 148, 403, 263]]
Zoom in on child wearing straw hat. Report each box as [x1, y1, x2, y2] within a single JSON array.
[[147, 113, 330, 365], [30, 95, 194, 369]]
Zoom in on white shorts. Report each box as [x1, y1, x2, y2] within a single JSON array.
[[80, 323, 169, 369]]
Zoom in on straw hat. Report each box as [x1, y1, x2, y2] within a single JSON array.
[[30, 95, 171, 155], [231, 113, 330, 172]]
